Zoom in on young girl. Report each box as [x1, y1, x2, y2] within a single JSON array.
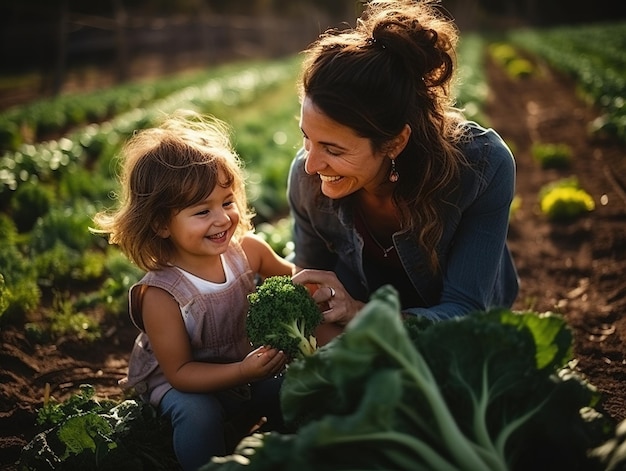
[[92, 110, 294, 471]]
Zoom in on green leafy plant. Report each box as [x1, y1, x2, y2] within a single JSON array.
[[10, 180, 53, 232], [24, 291, 101, 343], [20, 384, 180, 470], [48, 292, 101, 342], [0, 241, 41, 325], [488, 42, 534, 79], [505, 58, 534, 79], [0, 274, 9, 317], [246, 275, 322, 360], [509, 194, 522, 219], [33, 243, 106, 289], [30, 202, 98, 253], [77, 250, 144, 317], [204, 285, 618, 471], [539, 177, 595, 221], [531, 142, 572, 169], [489, 43, 518, 65]]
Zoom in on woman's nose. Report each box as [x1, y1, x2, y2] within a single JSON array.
[[304, 147, 323, 175]]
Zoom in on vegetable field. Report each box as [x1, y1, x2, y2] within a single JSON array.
[[1, 21, 626, 470]]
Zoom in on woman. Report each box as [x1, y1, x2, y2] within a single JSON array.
[[288, 0, 519, 340]]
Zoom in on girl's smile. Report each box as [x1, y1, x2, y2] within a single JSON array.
[[206, 230, 228, 243]]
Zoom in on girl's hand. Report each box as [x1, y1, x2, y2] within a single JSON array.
[[292, 269, 365, 326], [239, 346, 286, 381]]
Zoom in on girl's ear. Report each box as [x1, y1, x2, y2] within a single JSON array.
[[154, 223, 170, 239]]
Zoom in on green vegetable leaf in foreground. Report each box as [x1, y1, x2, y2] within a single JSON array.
[[19, 387, 179, 470], [246, 275, 322, 360], [203, 285, 618, 471]]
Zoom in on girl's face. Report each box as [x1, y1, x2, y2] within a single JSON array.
[[160, 175, 239, 269], [299, 95, 390, 199]]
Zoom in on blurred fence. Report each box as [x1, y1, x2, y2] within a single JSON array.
[[1, 12, 324, 104], [63, 14, 319, 69]]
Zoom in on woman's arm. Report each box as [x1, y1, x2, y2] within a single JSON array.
[[141, 286, 286, 392]]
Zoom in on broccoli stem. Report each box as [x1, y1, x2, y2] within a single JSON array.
[[283, 318, 316, 357]]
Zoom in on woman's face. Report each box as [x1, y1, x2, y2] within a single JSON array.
[[299, 95, 390, 199]]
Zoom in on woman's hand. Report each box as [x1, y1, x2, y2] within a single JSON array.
[[239, 346, 286, 381], [291, 269, 365, 326]]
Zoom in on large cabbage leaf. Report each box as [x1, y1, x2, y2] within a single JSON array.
[[202, 285, 617, 471]]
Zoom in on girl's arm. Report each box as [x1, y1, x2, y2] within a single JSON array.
[[141, 286, 285, 392], [241, 232, 295, 279]]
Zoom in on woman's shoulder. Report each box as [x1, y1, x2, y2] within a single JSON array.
[[459, 121, 514, 164], [461, 120, 509, 146]]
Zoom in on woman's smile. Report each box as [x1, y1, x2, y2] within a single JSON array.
[[319, 174, 342, 183]]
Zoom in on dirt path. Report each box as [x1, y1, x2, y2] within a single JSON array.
[[486, 57, 626, 420], [1, 56, 625, 469]]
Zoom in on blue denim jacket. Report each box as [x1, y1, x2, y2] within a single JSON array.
[[287, 122, 519, 321]]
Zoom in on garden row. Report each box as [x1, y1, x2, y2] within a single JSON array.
[[0, 57, 304, 336], [0, 21, 621, 342], [508, 21, 626, 143]]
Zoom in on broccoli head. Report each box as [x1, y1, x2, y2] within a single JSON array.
[[246, 275, 323, 360]]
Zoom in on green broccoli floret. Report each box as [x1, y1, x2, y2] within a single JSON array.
[[246, 275, 323, 360]]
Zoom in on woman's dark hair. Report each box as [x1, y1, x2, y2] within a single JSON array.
[[299, 0, 467, 271]]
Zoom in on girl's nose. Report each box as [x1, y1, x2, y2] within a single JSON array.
[[215, 209, 231, 225]]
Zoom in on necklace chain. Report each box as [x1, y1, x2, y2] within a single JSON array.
[[359, 210, 395, 258]]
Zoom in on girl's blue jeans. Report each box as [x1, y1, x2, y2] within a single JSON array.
[[159, 375, 285, 471]]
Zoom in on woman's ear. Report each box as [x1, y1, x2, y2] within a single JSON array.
[[393, 124, 412, 156]]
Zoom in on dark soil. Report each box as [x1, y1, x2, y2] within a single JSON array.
[[1, 55, 625, 470]]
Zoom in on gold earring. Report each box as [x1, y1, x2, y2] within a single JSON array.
[[389, 158, 399, 183]]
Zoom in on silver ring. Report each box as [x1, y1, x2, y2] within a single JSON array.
[[328, 287, 336, 298]]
